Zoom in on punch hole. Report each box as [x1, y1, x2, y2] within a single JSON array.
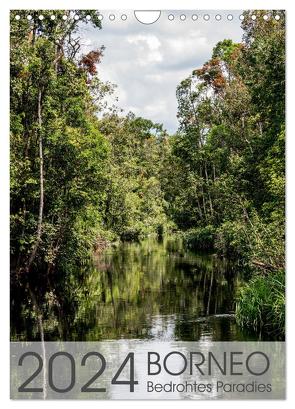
[[109, 14, 115, 21], [227, 14, 233, 21], [180, 14, 186, 21], [192, 14, 198, 21], [168, 14, 174, 21], [121, 14, 127, 21], [215, 14, 221, 21], [204, 14, 210, 21], [134, 10, 161, 25]]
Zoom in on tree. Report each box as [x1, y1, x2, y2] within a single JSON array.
[[10, 10, 107, 275]]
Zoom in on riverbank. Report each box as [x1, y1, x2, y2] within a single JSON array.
[[181, 224, 285, 339]]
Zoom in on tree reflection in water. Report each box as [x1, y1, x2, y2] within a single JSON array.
[[11, 236, 258, 341]]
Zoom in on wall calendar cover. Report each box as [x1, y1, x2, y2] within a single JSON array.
[[9, 8, 285, 400]]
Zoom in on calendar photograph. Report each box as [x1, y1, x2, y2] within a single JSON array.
[[10, 9, 285, 399]]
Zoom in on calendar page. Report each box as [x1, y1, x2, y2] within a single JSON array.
[[10, 9, 285, 399]]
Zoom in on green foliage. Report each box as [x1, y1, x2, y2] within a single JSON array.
[[236, 270, 285, 338], [10, 10, 285, 339], [212, 39, 241, 65], [100, 114, 169, 240], [183, 226, 215, 251], [245, 213, 285, 273], [10, 14, 108, 274], [163, 10, 285, 336], [215, 221, 249, 260], [10, 11, 169, 277]]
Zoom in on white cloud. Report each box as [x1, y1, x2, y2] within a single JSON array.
[[145, 73, 164, 82], [79, 10, 243, 132], [127, 34, 163, 65], [127, 34, 161, 50]]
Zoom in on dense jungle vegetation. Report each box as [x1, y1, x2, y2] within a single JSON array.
[[10, 10, 285, 338]]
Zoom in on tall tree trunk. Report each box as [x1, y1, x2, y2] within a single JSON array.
[[201, 185, 207, 222], [204, 162, 214, 217], [200, 166, 208, 221], [26, 89, 44, 273], [196, 197, 203, 220]]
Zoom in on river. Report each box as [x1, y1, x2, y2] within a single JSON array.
[[11, 235, 258, 341]]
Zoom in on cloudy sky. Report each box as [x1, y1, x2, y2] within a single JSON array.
[[79, 10, 243, 133]]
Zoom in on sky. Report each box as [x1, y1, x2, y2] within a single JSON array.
[[79, 10, 243, 133]]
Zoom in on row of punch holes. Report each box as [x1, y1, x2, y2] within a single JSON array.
[[14, 13, 282, 22]]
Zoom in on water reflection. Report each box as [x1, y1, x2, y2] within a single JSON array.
[[11, 236, 256, 341]]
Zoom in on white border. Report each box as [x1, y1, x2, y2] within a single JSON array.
[[1, 0, 294, 407]]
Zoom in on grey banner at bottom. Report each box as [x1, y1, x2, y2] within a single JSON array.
[[10, 341, 285, 399]]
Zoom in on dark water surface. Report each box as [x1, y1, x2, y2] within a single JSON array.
[[11, 236, 257, 341]]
